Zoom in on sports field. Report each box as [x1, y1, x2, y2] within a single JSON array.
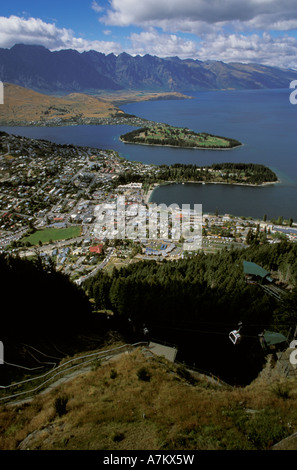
[[23, 226, 82, 245]]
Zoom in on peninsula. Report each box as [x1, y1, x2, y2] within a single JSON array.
[[120, 125, 242, 149], [0, 83, 190, 127]]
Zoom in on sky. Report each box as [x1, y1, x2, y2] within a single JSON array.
[[1, 0, 297, 69]]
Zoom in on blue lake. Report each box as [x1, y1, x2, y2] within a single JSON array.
[[1, 88, 297, 219]]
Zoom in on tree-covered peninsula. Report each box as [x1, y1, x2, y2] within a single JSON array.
[[116, 162, 278, 187], [120, 125, 242, 149]]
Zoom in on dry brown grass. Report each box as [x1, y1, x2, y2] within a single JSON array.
[[1, 348, 297, 451], [97, 90, 192, 106], [0, 83, 191, 126], [0, 83, 121, 124]]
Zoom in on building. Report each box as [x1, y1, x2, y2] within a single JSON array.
[[243, 260, 273, 285], [89, 244, 103, 255]]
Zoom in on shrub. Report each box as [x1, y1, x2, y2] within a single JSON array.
[[270, 382, 291, 400], [110, 369, 118, 379], [54, 395, 68, 417], [176, 365, 197, 385], [244, 410, 289, 450], [137, 367, 151, 382], [112, 431, 125, 442]]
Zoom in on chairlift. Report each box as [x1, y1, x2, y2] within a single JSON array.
[[229, 322, 243, 345]]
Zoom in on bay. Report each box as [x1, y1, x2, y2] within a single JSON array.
[[1, 88, 297, 220]]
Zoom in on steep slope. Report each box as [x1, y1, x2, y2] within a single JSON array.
[[0, 44, 121, 93], [0, 83, 191, 125], [1, 347, 297, 451], [1, 44, 297, 93], [0, 83, 122, 125]]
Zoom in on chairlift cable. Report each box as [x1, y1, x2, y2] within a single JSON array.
[[149, 323, 260, 340]]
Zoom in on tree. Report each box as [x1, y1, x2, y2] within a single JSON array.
[[246, 228, 253, 245]]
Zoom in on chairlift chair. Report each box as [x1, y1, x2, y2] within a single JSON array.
[[229, 322, 243, 345], [229, 329, 242, 345]]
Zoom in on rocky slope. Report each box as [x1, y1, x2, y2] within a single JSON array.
[[1, 44, 297, 94]]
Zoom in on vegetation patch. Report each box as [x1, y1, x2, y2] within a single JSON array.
[[1, 350, 296, 451], [22, 226, 82, 245], [120, 125, 242, 149]]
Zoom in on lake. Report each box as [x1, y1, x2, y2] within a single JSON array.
[[1, 88, 297, 220]]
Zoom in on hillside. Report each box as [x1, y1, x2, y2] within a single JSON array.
[[0, 83, 120, 126], [1, 345, 297, 451], [0, 83, 190, 126], [1, 44, 297, 94], [1, 243, 297, 451]]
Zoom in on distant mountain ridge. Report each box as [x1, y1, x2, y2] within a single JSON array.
[[1, 43, 297, 94]]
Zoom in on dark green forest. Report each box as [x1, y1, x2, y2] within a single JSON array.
[[1, 241, 297, 385], [115, 163, 278, 187], [120, 127, 242, 149], [0, 254, 93, 342], [83, 241, 297, 384], [0, 253, 108, 384]]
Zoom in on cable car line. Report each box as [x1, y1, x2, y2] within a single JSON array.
[[149, 323, 261, 341]]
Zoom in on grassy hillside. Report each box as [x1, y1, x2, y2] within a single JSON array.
[[0, 83, 122, 125], [0, 83, 190, 126], [1, 245, 297, 451], [1, 347, 297, 451]]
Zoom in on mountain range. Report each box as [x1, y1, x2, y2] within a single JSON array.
[[1, 43, 297, 94]]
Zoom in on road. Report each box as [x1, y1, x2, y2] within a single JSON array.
[[75, 247, 115, 285]]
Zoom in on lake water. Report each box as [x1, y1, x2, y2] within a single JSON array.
[[1, 88, 297, 220]]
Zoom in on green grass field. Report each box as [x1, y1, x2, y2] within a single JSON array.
[[23, 226, 82, 245]]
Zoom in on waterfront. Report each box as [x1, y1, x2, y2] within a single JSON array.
[[149, 181, 297, 220], [1, 88, 297, 220]]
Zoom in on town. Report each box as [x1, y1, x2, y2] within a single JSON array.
[[1, 130, 296, 285]]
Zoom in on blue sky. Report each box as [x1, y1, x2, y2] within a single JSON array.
[[1, 0, 297, 68]]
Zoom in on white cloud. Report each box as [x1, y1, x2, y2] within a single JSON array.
[[91, 1, 104, 14], [97, 0, 297, 68], [0, 15, 123, 54], [1, 6, 297, 70], [127, 29, 199, 58], [124, 27, 297, 69], [101, 0, 297, 33], [198, 32, 297, 69]]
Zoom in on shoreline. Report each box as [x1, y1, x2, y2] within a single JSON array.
[[145, 178, 280, 205], [146, 178, 280, 202], [120, 138, 243, 151], [0, 116, 158, 128]]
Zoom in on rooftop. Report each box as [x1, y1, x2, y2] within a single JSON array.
[[243, 261, 273, 281]]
